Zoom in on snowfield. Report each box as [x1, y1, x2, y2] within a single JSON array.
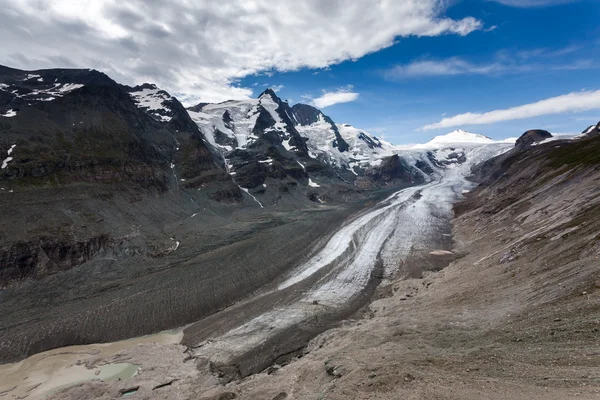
[[129, 85, 174, 122]]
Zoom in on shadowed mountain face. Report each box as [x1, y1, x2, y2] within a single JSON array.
[[515, 129, 553, 148], [0, 65, 238, 287], [582, 121, 600, 138], [0, 65, 227, 189]]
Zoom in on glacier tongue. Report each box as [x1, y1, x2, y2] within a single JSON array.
[[190, 140, 514, 372]]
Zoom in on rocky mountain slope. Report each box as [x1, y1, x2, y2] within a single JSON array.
[[187, 93, 410, 186], [582, 120, 600, 138], [13, 125, 598, 400], [0, 66, 444, 363], [221, 128, 600, 400], [5, 64, 596, 400]]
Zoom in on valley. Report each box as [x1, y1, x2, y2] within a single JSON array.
[[1, 64, 599, 399]]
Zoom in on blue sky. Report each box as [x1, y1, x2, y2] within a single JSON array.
[[2, 0, 600, 144], [241, 0, 600, 143]]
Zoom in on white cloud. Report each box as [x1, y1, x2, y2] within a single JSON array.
[[384, 47, 597, 79], [308, 87, 360, 108], [271, 85, 285, 93], [0, 0, 482, 103], [384, 57, 506, 78], [423, 90, 600, 130]]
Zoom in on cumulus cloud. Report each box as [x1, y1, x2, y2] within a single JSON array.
[[0, 0, 482, 103], [307, 86, 360, 108], [423, 90, 600, 130]]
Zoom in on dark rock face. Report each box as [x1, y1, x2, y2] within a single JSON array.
[[290, 103, 320, 126], [0, 65, 115, 114], [0, 235, 110, 285], [291, 103, 349, 152], [186, 102, 209, 113], [254, 90, 311, 157], [415, 160, 434, 175], [367, 155, 423, 184], [515, 129, 553, 148], [582, 121, 600, 138], [208, 186, 244, 203], [357, 132, 382, 149], [0, 65, 234, 287]]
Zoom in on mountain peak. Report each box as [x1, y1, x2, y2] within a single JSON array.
[[515, 129, 553, 147], [427, 130, 494, 145], [258, 88, 278, 100]]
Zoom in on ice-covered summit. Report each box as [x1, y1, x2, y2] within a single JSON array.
[[427, 129, 495, 145]]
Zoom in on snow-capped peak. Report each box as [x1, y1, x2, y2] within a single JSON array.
[[427, 129, 494, 145], [258, 88, 278, 102]]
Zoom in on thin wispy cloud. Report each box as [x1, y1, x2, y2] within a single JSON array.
[[423, 90, 600, 130], [490, 0, 581, 7], [383, 57, 506, 78], [0, 0, 483, 103], [306, 86, 360, 108], [516, 45, 581, 59], [383, 45, 597, 79]]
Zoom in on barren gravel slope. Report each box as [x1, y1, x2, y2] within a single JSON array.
[[192, 136, 600, 399]]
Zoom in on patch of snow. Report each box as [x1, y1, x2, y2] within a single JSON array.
[[335, 123, 398, 171], [12, 82, 84, 103], [282, 138, 294, 151], [57, 83, 83, 93], [532, 137, 558, 146], [259, 93, 284, 128], [239, 185, 264, 208], [191, 99, 260, 150], [168, 238, 181, 251], [1, 145, 16, 169], [129, 86, 173, 122], [1, 109, 17, 118], [308, 178, 320, 187]]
